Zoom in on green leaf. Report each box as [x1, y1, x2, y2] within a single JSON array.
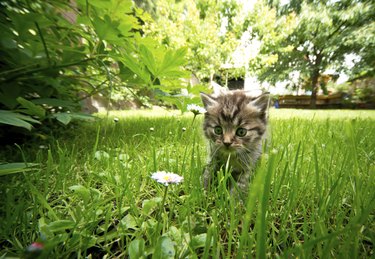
[[109, 0, 133, 15], [69, 113, 95, 121], [119, 53, 150, 83], [129, 238, 146, 259], [158, 47, 188, 78], [142, 197, 162, 215], [1, 38, 17, 49], [47, 220, 76, 233], [118, 15, 137, 36], [139, 44, 157, 76], [16, 97, 45, 118], [85, 0, 133, 14], [120, 214, 138, 230], [153, 236, 175, 259], [0, 162, 38, 176], [53, 113, 72, 125], [32, 98, 77, 109], [52, 112, 95, 125], [69, 185, 90, 204], [0, 84, 20, 109], [94, 150, 110, 160], [0, 110, 40, 130], [92, 16, 122, 43], [191, 233, 208, 249]]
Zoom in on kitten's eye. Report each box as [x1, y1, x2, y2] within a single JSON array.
[[214, 126, 223, 135], [236, 127, 247, 137]]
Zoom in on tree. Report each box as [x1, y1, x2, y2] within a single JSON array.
[[247, 0, 375, 107], [141, 0, 244, 81]]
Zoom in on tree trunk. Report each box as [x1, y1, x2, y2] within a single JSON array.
[[310, 69, 320, 109], [309, 53, 323, 109]]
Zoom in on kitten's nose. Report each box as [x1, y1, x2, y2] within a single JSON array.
[[223, 142, 232, 147]]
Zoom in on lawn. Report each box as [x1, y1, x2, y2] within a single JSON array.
[[0, 108, 374, 258]]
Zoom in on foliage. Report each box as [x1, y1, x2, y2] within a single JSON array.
[[334, 78, 375, 104], [141, 0, 244, 81], [0, 0, 192, 133], [247, 0, 375, 106]]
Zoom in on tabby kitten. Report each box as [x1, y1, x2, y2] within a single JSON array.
[[201, 90, 269, 198]]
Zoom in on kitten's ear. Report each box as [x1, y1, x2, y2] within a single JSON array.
[[211, 81, 228, 97], [200, 92, 218, 109], [249, 93, 270, 113]]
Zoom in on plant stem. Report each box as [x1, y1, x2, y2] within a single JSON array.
[[3, 58, 95, 83], [34, 22, 51, 65], [191, 114, 197, 127], [155, 185, 169, 240]]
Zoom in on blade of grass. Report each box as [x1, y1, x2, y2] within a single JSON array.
[[256, 152, 276, 259]]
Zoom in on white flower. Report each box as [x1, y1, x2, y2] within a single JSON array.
[[114, 117, 119, 123], [151, 171, 184, 186], [187, 104, 206, 115], [182, 127, 186, 132], [150, 127, 155, 132], [95, 150, 110, 160]]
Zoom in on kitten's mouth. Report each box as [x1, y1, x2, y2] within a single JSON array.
[[220, 146, 236, 154]]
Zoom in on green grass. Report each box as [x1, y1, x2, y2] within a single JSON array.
[[1, 109, 374, 258]]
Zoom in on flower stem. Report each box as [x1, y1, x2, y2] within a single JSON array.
[[191, 114, 197, 127], [155, 185, 169, 239], [160, 185, 169, 218]]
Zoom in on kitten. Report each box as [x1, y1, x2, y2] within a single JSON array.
[[200, 90, 269, 198]]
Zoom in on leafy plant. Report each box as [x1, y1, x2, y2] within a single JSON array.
[[0, 0, 195, 135]]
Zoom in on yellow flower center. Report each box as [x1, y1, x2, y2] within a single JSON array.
[[163, 175, 172, 181]]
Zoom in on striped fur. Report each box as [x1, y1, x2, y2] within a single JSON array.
[[201, 90, 269, 198]]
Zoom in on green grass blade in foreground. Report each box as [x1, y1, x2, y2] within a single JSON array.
[[237, 152, 276, 258], [0, 162, 38, 176], [256, 152, 277, 259]]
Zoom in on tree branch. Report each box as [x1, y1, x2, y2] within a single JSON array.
[[3, 58, 96, 83]]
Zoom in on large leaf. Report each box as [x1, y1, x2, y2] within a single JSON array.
[[0, 110, 40, 130], [53, 113, 71, 125], [52, 112, 95, 125], [118, 15, 137, 36], [69, 113, 96, 121], [0, 84, 21, 109], [84, 0, 133, 14], [190, 233, 208, 249], [153, 236, 175, 259], [158, 48, 188, 78], [0, 162, 39, 176], [128, 238, 146, 259], [92, 16, 122, 43], [142, 197, 162, 215], [120, 214, 138, 230], [32, 98, 77, 109], [119, 53, 151, 83], [69, 185, 90, 204], [139, 44, 157, 76], [47, 220, 76, 233], [16, 97, 45, 118]]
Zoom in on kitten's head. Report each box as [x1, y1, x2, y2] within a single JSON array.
[[201, 90, 269, 155]]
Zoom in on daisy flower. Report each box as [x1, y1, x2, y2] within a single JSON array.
[[151, 171, 183, 186], [187, 104, 206, 115]]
